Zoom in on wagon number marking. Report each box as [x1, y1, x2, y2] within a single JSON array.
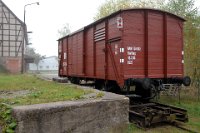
[[127, 46, 141, 64]]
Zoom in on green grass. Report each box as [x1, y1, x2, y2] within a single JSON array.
[[0, 74, 93, 132], [0, 74, 92, 106], [158, 95, 200, 132]]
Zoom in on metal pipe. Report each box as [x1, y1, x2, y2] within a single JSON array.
[[22, 2, 39, 73]]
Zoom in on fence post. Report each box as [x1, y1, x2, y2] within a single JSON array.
[[198, 80, 200, 101], [178, 85, 181, 104]]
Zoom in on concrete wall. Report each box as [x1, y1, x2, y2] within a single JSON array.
[[12, 93, 129, 133]]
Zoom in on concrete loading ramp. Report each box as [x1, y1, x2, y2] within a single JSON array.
[[12, 92, 129, 133]]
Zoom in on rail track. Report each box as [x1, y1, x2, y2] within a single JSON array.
[[129, 99, 198, 132], [171, 122, 198, 133], [129, 101, 188, 127]]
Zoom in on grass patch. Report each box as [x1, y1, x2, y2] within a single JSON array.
[[159, 96, 200, 117], [158, 95, 200, 132], [0, 74, 92, 106], [0, 74, 93, 132]]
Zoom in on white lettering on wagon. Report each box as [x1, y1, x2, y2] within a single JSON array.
[[127, 46, 141, 64]]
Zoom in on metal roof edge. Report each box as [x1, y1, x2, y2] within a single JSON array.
[[121, 8, 185, 21]]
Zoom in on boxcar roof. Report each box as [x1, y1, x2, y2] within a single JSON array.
[[58, 8, 185, 41]]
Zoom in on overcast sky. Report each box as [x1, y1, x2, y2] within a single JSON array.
[[2, 0, 200, 57], [2, 0, 105, 56]]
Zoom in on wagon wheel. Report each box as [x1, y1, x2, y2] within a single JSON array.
[[135, 84, 151, 100], [94, 80, 104, 90], [70, 77, 80, 85]]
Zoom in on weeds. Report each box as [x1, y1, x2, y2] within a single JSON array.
[[96, 92, 104, 98], [0, 103, 17, 133]]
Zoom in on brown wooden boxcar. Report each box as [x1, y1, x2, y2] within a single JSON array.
[[58, 9, 190, 98]]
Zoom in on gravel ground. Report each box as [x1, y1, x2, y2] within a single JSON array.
[[0, 90, 31, 99], [37, 73, 59, 81]]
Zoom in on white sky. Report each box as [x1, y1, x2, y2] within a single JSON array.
[[2, 0, 200, 57], [2, 0, 106, 56]]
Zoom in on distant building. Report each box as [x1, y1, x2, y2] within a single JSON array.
[[0, 0, 27, 73], [29, 56, 58, 72]]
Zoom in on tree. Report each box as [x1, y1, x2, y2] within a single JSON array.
[[94, 0, 165, 20], [57, 23, 71, 38], [164, 0, 198, 17], [94, 0, 134, 20], [136, 0, 165, 9], [25, 46, 45, 72]]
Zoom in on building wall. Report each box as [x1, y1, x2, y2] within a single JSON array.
[[0, 57, 21, 73], [29, 56, 58, 71], [0, 0, 25, 73]]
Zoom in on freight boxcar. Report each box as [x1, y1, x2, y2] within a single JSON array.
[[58, 8, 191, 99]]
